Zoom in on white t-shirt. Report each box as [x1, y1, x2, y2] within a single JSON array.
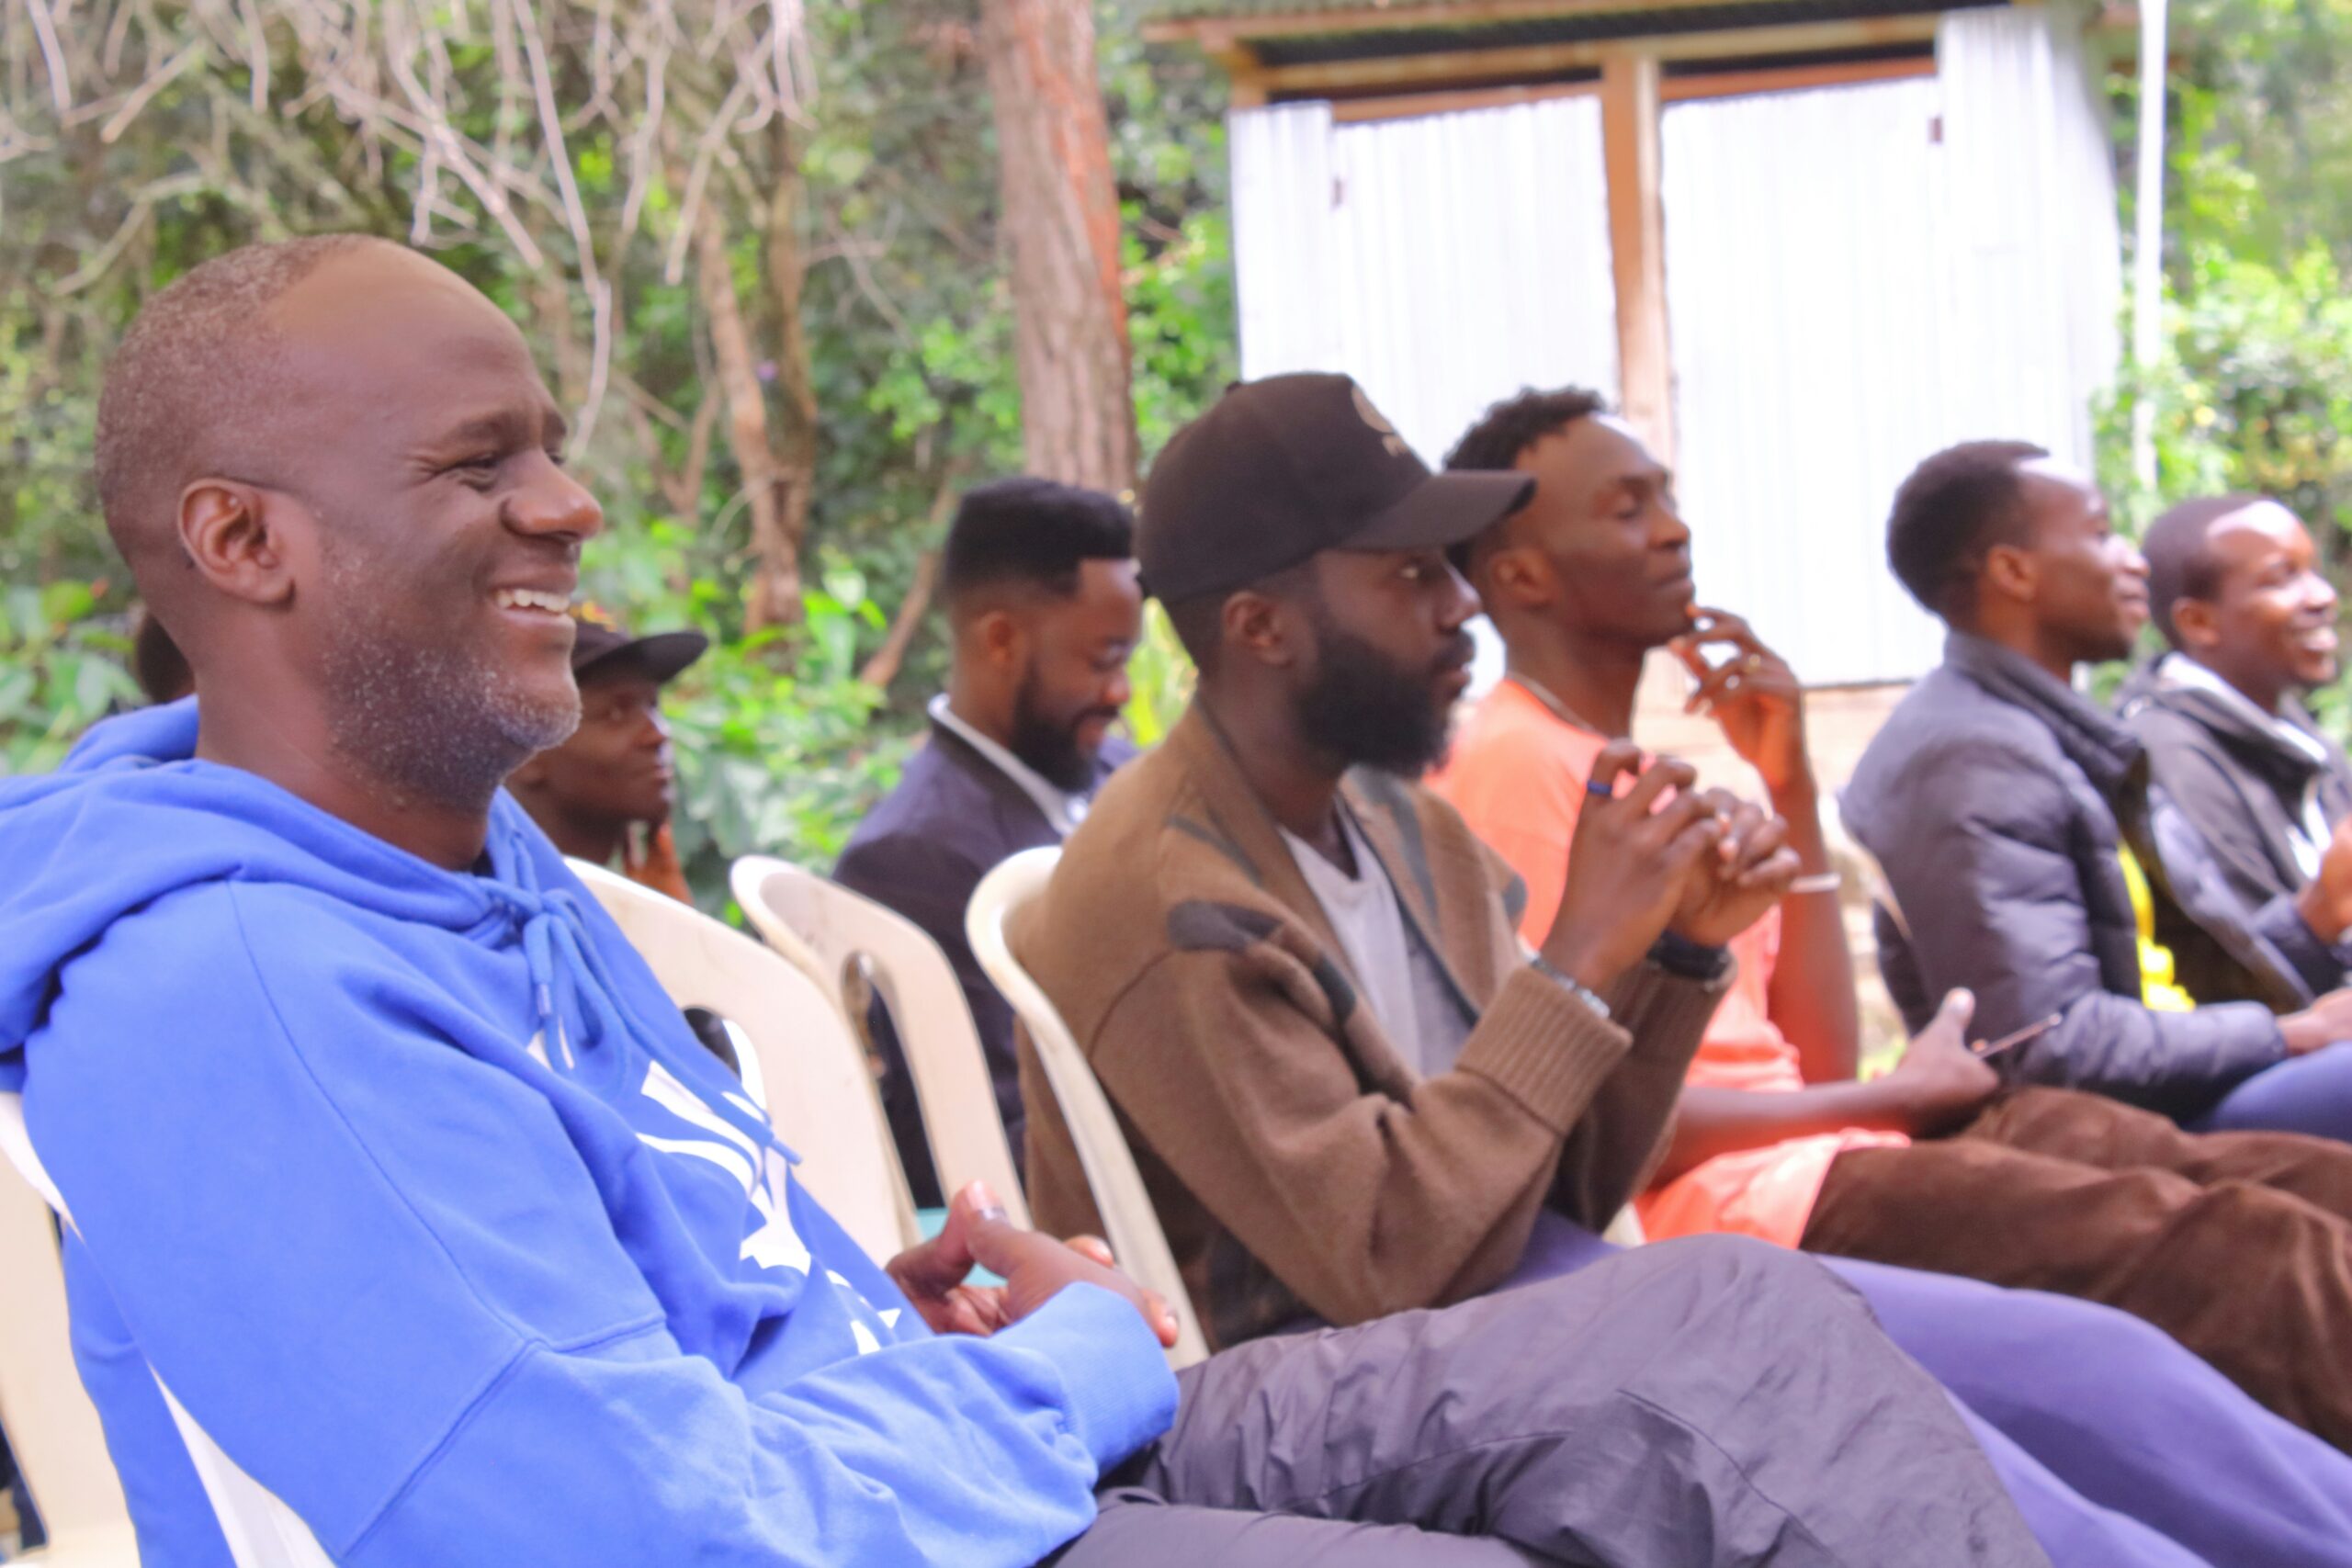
[[1281, 805, 1472, 1077]]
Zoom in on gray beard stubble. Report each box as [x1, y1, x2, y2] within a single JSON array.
[[318, 554, 581, 812]]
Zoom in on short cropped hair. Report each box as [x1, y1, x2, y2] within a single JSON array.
[[95, 234, 388, 574], [1885, 440, 2051, 620], [2143, 494, 2266, 646], [1443, 386, 1609, 475], [940, 477, 1135, 613]]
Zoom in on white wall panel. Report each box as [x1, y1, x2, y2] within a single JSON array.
[[1228, 95, 1619, 468], [1227, 3, 2120, 691], [1663, 78, 1958, 687], [1664, 5, 2120, 686]]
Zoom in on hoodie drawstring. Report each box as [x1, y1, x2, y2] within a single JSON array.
[[487, 829, 785, 1157]]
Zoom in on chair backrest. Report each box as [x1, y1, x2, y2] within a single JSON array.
[[731, 856, 1030, 1229], [0, 1091, 131, 1562], [966, 848, 1210, 1369], [0, 1092, 327, 1567], [1831, 796, 1911, 943], [567, 860, 919, 1262]]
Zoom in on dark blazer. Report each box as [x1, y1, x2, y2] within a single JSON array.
[[2119, 660, 2352, 917], [1843, 632, 2344, 1119], [831, 716, 1135, 1206]]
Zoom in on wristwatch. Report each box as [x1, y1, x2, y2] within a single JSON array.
[[1649, 930, 1733, 983], [1530, 953, 1612, 1021]]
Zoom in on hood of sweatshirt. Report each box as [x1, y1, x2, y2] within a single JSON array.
[[0, 697, 724, 1099]]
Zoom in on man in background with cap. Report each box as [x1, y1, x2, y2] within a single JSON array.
[[509, 604, 707, 902]]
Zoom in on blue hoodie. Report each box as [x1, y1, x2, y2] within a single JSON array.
[[0, 700, 1177, 1566]]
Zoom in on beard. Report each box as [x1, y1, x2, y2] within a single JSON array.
[[1294, 613, 1470, 776], [1009, 666, 1117, 793], [317, 547, 582, 811]]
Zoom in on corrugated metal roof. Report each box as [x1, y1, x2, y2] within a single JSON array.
[[1151, 0, 2002, 44], [1241, 0, 1981, 65], [1151, 0, 1748, 24]]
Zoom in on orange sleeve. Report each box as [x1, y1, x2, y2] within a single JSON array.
[[1431, 700, 1600, 950]]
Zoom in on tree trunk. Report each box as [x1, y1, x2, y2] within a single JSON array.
[[695, 198, 802, 629], [763, 117, 821, 626], [978, 0, 1139, 496]]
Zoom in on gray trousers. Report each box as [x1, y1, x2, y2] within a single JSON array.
[[1050, 1235, 2044, 1568]]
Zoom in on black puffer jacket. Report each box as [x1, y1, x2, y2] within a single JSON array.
[[1843, 633, 2346, 1118], [2119, 656, 2352, 918]]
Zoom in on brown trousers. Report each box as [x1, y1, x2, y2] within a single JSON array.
[[1803, 1086, 2352, 1450]]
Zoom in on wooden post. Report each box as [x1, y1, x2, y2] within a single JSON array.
[[1601, 51, 1672, 467]]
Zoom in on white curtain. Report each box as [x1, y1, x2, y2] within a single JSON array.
[[1227, 95, 1619, 468]]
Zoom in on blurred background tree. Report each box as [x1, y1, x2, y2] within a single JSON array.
[[2101, 0, 2352, 554], [16, 0, 2348, 882], [0, 0, 1234, 901]]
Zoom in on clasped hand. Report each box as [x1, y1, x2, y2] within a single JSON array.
[[884, 1181, 1182, 1348], [1541, 740, 1803, 990]]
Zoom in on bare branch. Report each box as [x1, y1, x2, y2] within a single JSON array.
[[23, 0, 72, 114], [858, 549, 940, 690], [662, 73, 751, 286], [98, 37, 201, 143]]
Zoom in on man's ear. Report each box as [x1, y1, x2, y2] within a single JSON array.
[[1223, 588, 1300, 670], [2170, 595, 2222, 653], [179, 479, 296, 606], [1481, 543, 1552, 612], [1982, 542, 2038, 606], [974, 606, 1025, 671]]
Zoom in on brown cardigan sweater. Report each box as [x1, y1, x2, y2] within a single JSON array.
[[1014, 705, 1728, 1350]]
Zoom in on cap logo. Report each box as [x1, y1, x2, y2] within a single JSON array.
[[575, 600, 619, 630], [1351, 385, 1410, 459]]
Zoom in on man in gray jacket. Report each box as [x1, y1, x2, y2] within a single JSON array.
[[1844, 441, 2352, 1140]]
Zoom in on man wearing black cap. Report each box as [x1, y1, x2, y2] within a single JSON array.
[[509, 604, 707, 901]]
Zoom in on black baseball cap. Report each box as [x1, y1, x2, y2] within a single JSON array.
[[569, 604, 708, 685], [1137, 373, 1534, 605]]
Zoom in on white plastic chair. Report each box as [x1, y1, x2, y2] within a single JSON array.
[[731, 855, 1030, 1230], [0, 1092, 331, 1567], [567, 859, 920, 1261], [967, 848, 1211, 1369]]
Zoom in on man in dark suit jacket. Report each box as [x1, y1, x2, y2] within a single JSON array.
[[835, 478, 1143, 1204]]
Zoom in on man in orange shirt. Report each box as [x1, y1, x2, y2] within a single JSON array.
[[1431, 385, 2352, 1451]]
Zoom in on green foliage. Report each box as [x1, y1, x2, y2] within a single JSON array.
[[0, 586, 141, 774], [0, 1, 1238, 900], [667, 604, 914, 909], [2096, 15, 2352, 733], [1121, 602, 1198, 747]]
